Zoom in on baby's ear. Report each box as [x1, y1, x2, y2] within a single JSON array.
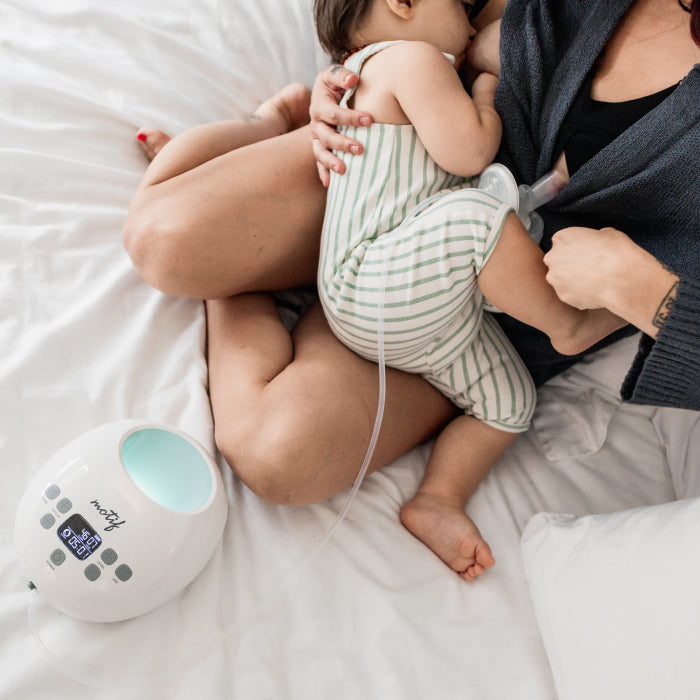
[[385, 0, 415, 20]]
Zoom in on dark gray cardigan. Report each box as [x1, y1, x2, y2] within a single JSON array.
[[494, 0, 700, 409]]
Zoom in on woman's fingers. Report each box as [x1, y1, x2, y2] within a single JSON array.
[[308, 64, 372, 184], [311, 132, 347, 180], [316, 160, 331, 189], [310, 100, 373, 130], [309, 63, 372, 127], [317, 63, 358, 97], [311, 118, 363, 154]]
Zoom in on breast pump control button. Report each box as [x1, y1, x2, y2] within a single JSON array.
[[84, 564, 101, 581], [115, 564, 132, 582], [101, 548, 118, 565], [56, 497, 72, 514], [40, 513, 56, 529], [50, 549, 66, 566], [44, 484, 60, 500]]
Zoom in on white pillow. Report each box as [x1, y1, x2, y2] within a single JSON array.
[[521, 498, 700, 700]]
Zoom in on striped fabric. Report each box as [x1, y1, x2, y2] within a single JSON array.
[[318, 43, 535, 432]]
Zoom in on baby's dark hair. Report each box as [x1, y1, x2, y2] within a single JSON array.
[[314, 0, 374, 62]]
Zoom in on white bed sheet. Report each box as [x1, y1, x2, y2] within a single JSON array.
[[1, 1, 693, 698]]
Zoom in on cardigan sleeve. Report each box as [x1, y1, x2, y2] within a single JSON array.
[[621, 276, 700, 410]]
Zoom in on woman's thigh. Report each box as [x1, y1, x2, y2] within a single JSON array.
[[216, 301, 458, 505], [127, 126, 327, 299]]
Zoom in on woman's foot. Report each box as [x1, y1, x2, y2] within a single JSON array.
[[135, 83, 311, 162], [400, 491, 495, 581], [254, 82, 312, 133], [136, 128, 172, 161]]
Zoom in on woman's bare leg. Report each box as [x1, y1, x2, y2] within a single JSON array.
[[123, 84, 324, 298], [207, 296, 457, 505]]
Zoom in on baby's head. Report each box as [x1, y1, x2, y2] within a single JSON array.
[[314, 0, 375, 63], [314, 0, 475, 64]]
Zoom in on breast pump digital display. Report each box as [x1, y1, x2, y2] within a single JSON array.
[[57, 513, 103, 561]]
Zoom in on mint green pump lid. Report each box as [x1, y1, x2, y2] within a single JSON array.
[[121, 428, 213, 512]]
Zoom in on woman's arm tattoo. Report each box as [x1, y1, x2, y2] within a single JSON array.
[[652, 279, 679, 330]]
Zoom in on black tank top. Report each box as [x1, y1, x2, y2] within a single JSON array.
[[553, 71, 679, 175]]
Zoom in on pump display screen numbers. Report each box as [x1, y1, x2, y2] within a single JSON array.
[[58, 513, 103, 560]]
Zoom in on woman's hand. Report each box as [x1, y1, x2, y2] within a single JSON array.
[[544, 226, 680, 338], [309, 64, 373, 187], [543, 226, 620, 310]]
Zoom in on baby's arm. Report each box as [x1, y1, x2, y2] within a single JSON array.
[[391, 41, 501, 177]]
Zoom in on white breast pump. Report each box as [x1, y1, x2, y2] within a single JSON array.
[[14, 420, 227, 623], [477, 163, 567, 242]]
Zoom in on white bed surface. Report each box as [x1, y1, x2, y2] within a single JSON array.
[[1, 2, 695, 698]]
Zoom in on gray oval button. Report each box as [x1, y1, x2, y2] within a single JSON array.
[[101, 548, 118, 566], [45, 484, 61, 500], [40, 513, 56, 529], [115, 564, 132, 582], [84, 564, 101, 581], [56, 497, 72, 514], [50, 549, 66, 566]]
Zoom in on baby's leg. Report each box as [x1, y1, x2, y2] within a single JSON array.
[[478, 212, 626, 355], [401, 313, 535, 580], [400, 415, 516, 581]]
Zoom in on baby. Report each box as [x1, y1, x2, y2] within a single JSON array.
[[314, 0, 624, 580]]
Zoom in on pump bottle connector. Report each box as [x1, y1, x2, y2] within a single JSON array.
[[477, 165, 567, 245]]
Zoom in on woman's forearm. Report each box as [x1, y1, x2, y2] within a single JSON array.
[[599, 243, 680, 339]]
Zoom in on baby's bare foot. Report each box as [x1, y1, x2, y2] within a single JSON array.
[[254, 82, 312, 133], [400, 491, 495, 581], [136, 128, 172, 161]]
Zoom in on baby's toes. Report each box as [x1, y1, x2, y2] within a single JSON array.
[[476, 542, 495, 569], [461, 563, 483, 582]]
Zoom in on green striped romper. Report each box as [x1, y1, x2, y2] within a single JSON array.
[[318, 42, 536, 433]]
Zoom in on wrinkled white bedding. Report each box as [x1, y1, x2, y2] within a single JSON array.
[[1, 1, 694, 698]]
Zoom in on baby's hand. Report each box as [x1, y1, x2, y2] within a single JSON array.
[[471, 72, 499, 100], [309, 64, 373, 186]]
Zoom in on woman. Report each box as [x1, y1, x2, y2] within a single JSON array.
[[123, 0, 700, 506]]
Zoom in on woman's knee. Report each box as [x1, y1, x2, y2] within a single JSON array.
[[122, 193, 191, 296], [214, 404, 347, 506]]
